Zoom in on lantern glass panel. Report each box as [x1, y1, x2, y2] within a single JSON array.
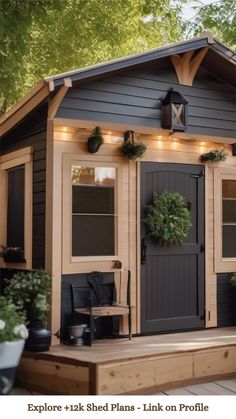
[[171, 103, 184, 126]]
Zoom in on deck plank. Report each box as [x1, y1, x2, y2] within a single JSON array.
[[163, 388, 194, 395], [215, 379, 236, 393], [184, 382, 235, 395]]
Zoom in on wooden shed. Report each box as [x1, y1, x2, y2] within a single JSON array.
[[0, 32, 236, 351]]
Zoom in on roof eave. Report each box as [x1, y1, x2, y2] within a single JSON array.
[[0, 81, 49, 137], [45, 37, 210, 88]]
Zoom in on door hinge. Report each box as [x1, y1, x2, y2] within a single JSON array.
[[191, 170, 204, 178], [141, 238, 147, 265]]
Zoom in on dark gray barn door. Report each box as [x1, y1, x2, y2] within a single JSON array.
[[141, 162, 205, 333]]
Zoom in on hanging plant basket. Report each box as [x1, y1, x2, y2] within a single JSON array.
[[121, 130, 146, 160], [144, 192, 192, 246], [200, 149, 227, 163], [87, 126, 104, 153]]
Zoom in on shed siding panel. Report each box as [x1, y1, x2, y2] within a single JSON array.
[[57, 67, 236, 138], [217, 273, 236, 326], [33, 141, 46, 269]]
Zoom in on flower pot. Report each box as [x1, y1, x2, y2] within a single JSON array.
[[0, 340, 25, 395], [3, 255, 26, 263], [25, 323, 51, 352], [87, 137, 102, 153], [2, 248, 25, 263], [68, 324, 87, 346]]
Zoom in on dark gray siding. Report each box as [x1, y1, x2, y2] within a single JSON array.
[[217, 273, 236, 326], [57, 64, 236, 138], [0, 104, 47, 269], [32, 140, 46, 269]]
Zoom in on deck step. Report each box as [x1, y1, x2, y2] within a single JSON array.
[[16, 327, 236, 395]]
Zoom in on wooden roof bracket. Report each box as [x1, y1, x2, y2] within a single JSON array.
[[48, 77, 72, 119], [171, 46, 209, 86]]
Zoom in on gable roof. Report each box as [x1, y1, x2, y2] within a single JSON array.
[[1, 32, 235, 137], [45, 32, 236, 88]]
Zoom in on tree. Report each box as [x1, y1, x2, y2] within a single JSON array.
[[0, 0, 62, 113], [0, 0, 185, 113], [190, 0, 236, 49]]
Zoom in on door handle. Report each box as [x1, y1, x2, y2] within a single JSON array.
[[141, 238, 147, 265], [200, 243, 205, 252]]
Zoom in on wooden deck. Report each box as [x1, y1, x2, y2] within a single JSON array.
[[16, 327, 236, 395], [14, 378, 236, 395], [158, 378, 236, 395]]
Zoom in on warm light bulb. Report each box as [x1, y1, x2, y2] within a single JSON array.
[[157, 140, 163, 149]]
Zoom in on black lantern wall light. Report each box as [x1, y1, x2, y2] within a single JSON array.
[[162, 88, 188, 132]]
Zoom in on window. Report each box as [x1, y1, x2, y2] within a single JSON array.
[[7, 165, 25, 250], [222, 180, 236, 258], [214, 168, 236, 273], [62, 156, 123, 274], [71, 165, 117, 257], [0, 147, 32, 268]]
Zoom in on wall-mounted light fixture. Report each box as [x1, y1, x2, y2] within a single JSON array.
[[162, 88, 188, 132]]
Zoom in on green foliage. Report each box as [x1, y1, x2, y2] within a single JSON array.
[[230, 273, 236, 287], [0, 0, 62, 113], [0, 0, 185, 113], [145, 191, 192, 246], [200, 149, 227, 163], [189, 0, 236, 49], [0, 246, 24, 262], [121, 140, 147, 160], [0, 296, 28, 343], [4, 270, 52, 325], [88, 126, 104, 144]]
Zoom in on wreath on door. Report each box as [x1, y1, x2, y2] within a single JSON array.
[[144, 191, 192, 246]]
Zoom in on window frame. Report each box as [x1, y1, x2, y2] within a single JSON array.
[[62, 154, 122, 274], [0, 147, 32, 269], [214, 167, 236, 273]]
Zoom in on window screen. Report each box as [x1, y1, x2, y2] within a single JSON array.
[[222, 179, 236, 258], [7, 165, 25, 250], [71, 166, 117, 256]]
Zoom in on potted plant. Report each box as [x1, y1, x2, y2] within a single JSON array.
[[87, 126, 104, 153], [0, 246, 25, 263], [0, 296, 28, 394], [4, 270, 52, 352], [121, 130, 146, 160], [200, 149, 227, 163]]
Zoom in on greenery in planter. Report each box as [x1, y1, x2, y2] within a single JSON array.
[[0, 246, 25, 263], [87, 126, 104, 153], [0, 296, 28, 394], [200, 149, 227, 163], [4, 270, 51, 326], [0, 296, 28, 343], [121, 130, 146, 160], [230, 273, 236, 287], [144, 191, 192, 246]]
